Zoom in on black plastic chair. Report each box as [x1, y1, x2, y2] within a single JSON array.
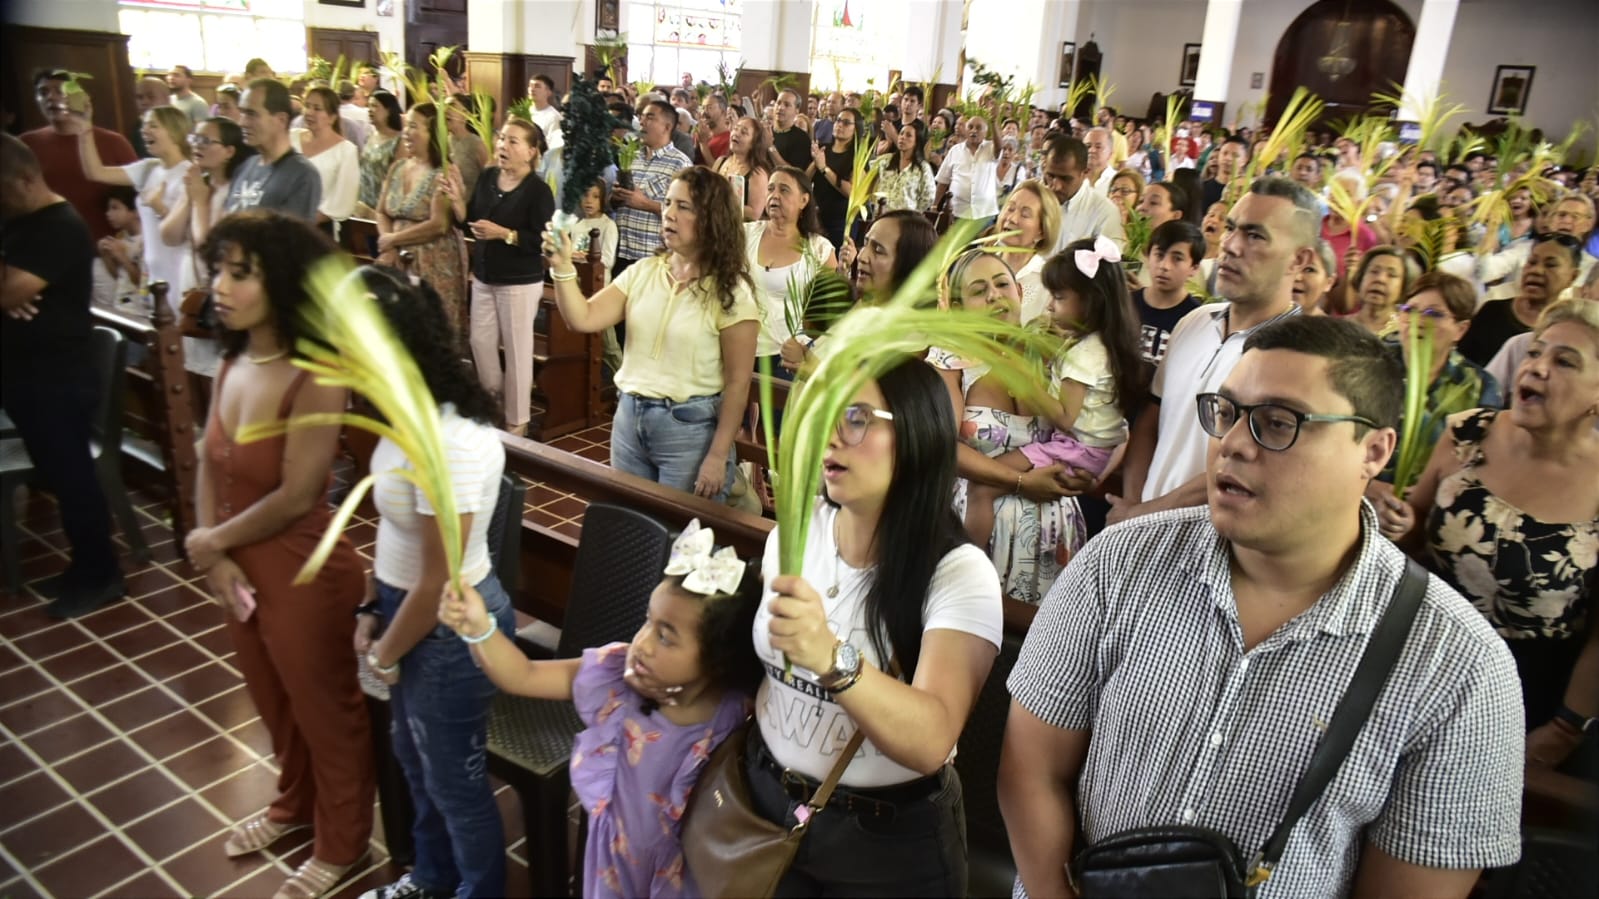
[[954, 632, 1024, 899], [486, 502, 674, 897], [362, 471, 525, 868], [1, 326, 147, 593], [1480, 827, 1599, 898]]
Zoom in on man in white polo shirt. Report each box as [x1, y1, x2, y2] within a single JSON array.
[[1110, 176, 1313, 524], [1037, 133, 1124, 253]]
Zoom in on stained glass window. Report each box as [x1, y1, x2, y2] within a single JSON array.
[[626, 0, 743, 88], [118, 0, 306, 74]]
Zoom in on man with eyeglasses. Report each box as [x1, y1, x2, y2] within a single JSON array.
[[1111, 177, 1310, 525], [1001, 315, 1523, 899], [612, 98, 690, 279]]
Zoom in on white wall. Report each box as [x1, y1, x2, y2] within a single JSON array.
[[4, 0, 120, 31], [1078, 0, 1208, 120], [1440, 0, 1599, 146], [302, 0, 404, 59]]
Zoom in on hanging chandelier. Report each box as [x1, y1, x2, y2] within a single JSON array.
[[1318, 18, 1356, 81]]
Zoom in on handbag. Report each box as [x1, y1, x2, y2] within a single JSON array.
[[681, 721, 864, 899], [1072, 558, 1429, 898], [179, 287, 217, 339]]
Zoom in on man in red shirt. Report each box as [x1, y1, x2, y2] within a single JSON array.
[[694, 93, 731, 166], [20, 69, 137, 242]]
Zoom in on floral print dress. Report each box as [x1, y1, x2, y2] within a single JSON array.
[[1428, 409, 1597, 641], [570, 643, 749, 899], [931, 348, 1089, 605], [379, 162, 467, 326]]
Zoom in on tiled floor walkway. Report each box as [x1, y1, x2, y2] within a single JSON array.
[[0, 424, 611, 898]]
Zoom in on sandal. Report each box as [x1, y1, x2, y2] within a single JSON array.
[[223, 811, 309, 858], [272, 854, 366, 899]]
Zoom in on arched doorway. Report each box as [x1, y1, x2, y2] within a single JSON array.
[[1268, 0, 1415, 124]]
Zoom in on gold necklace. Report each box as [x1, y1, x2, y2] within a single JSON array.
[[245, 349, 288, 364]]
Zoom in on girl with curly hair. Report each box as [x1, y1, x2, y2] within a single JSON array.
[[544, 165, 758, 501]]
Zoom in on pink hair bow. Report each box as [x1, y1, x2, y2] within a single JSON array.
[[1074, 234, 1123, 279]]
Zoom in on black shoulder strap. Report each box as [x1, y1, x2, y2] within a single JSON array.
[[1249, 557, 1428, 886]]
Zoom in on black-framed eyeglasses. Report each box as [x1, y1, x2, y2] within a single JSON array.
[[187, 134, 216, 148], [1533, 231, 1581, 249], [836, 403, 894, 446], [1396, 303, 1450, 320], [1195, 392, 1379, 452]]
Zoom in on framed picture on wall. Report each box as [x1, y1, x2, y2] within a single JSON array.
[[318, 0, 365, 8], [1180, 43, 1201, 87], [1487, 65, 1534, 116], [1058, 42, 1076, 88]]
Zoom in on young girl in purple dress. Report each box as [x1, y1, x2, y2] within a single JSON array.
[[437, 520, 762, 898]]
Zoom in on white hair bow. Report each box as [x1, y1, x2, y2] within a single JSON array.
[[663, 519, 746, 597], [1073, 234, 1123, 279]]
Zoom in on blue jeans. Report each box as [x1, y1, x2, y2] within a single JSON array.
[[612, 391, 734, 502], [376, 575, 515, 898]]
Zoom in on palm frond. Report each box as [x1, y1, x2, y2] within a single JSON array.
[[468, 87, 498, 159], [1251, 87, 1324, 181], [1373, 82, 1469, 155], [236, 258, 465, 586], [843, 137, 879, 238]]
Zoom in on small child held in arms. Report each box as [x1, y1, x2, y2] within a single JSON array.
[[94, 185, 143, 307], [570, 180, 622, 369], [438, 520, 762, 898], [964, 235, 1146, 548]]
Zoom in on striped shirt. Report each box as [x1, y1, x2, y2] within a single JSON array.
[[616, 142, 692, 262], [1009, 503, 1523, 898]]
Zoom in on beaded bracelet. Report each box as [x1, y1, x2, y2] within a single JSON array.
[[461, 624, 497, 645], [550, 268, 578, 282]]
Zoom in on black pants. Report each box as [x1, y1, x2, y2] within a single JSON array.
[[745, 727, 969, 897], [2, 375, 120, 588]]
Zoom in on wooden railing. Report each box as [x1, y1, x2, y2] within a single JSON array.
[[93, 281, 199, 547]]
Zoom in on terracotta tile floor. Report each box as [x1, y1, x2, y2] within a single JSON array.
[[0, 424, 612, 898]]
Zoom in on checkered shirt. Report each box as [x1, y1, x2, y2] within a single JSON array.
[[1009, 503, 1524, 898], [616, 142, 692, 262]]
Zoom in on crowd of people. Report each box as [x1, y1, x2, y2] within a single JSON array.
[[3, 54, 1597, 899]]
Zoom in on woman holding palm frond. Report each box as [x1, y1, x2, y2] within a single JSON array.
[[184, 212, 373, 899], [808, 106, 860, 248], [872, 118, 936, 213], [744, 165, 837, 373], [353, 265, 512, 899], [376, 102, 467, 327]]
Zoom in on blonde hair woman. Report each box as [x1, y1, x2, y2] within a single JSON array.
[[991, 179, 1062, 323]]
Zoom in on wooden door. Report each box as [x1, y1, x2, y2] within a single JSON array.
[[307, 27, 381, 70], [1268, 0, 1414, 124]]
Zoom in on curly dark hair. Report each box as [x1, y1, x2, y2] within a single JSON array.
[[662, 557, 764, 696], [201, 210, 339, 360], [726, 115, 773, 175], [356, 265, 501, 426], [407, 102, 446, 168], [658, 166, 755, 314]]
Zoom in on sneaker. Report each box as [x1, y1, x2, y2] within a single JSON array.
[[357, 874, 451, 899], [46, 579, 125, 619]]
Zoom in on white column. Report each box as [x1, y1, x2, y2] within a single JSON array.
[[1398, 0, 1461, 122], [466, 0, 587, 55], [1194, 0, 1243, 103], [742, 0, 816, 71]]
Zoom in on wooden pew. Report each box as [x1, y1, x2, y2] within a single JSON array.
[[531, 229, 607, 440], [93, 282, 199, 549]]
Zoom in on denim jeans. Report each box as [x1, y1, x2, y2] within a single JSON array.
[[377, 574, 515, 898], [611, 391, 734, 502]]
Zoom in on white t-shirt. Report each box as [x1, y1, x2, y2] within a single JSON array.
[[935, 141, 999, 219], [121, 158, 195, 305], [1015, 253, 1048, 325], [290, 131, 360, 222], [372, 405, 505, 590], [743, 222, 835, 357], [753, 499, 1003, 787], [1052, 184, 1125, 255], [1142, 302, 1299, 501], [1055, 332, 1126, 448]]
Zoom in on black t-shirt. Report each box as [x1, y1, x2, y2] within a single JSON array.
[[1456, 299, 1530, 367], [1133, 288, 1201, 366], [812, 145, 852, 235], [1202, 178, 1226, 209], [771, 126, 812, 170], [2, 201, 95, 382]]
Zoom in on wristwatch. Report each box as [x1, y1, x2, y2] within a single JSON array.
[[504, 229, 518, 247], [1553, 704, 1598, 736], [819, 640, 862, 693]]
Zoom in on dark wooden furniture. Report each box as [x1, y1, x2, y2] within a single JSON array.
[[2, 25, 137, 138]]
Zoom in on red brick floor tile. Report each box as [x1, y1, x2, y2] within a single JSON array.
[[0, 876, 45, 899], [9, 622, 91, 661], [128, 710, 222, 761], [136, 641, 212, 681], [0, 800, 99, 869], [96, 869, 185, 899], [29, 833, 148, 899], [123, 566, 184, 600], [37, 641, 120, 682], [194, 686, 260, 731], [228, 718, 274, 759], [86, 766, 188, 826], [103, 620, 183, 659], [21, 710, 116, 764], [0, 770, 72, 831], [0, 642, 25, 674], [162, 602, 227, 638], [123, 797, 231, 863], [199, 764, 282, 822], [0, 741, 30, 784], [164, 660, 243, 705], [0, 690, 86, 737], [554, 520, 583, 540], [98, 686, 186, 732], [541, 495, 589, 520], [192, 624, 235, 656], [161, 830, 274, 898], [575, 443, 612, 463], [137, 584, 210, 617], [0, 666, 52, 707], [163, 734, 258, 790], [64, 662, 153, 706], [76, 599, 155, 637], [53, 739, 150, 795], [0, 602, 59, 639]]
